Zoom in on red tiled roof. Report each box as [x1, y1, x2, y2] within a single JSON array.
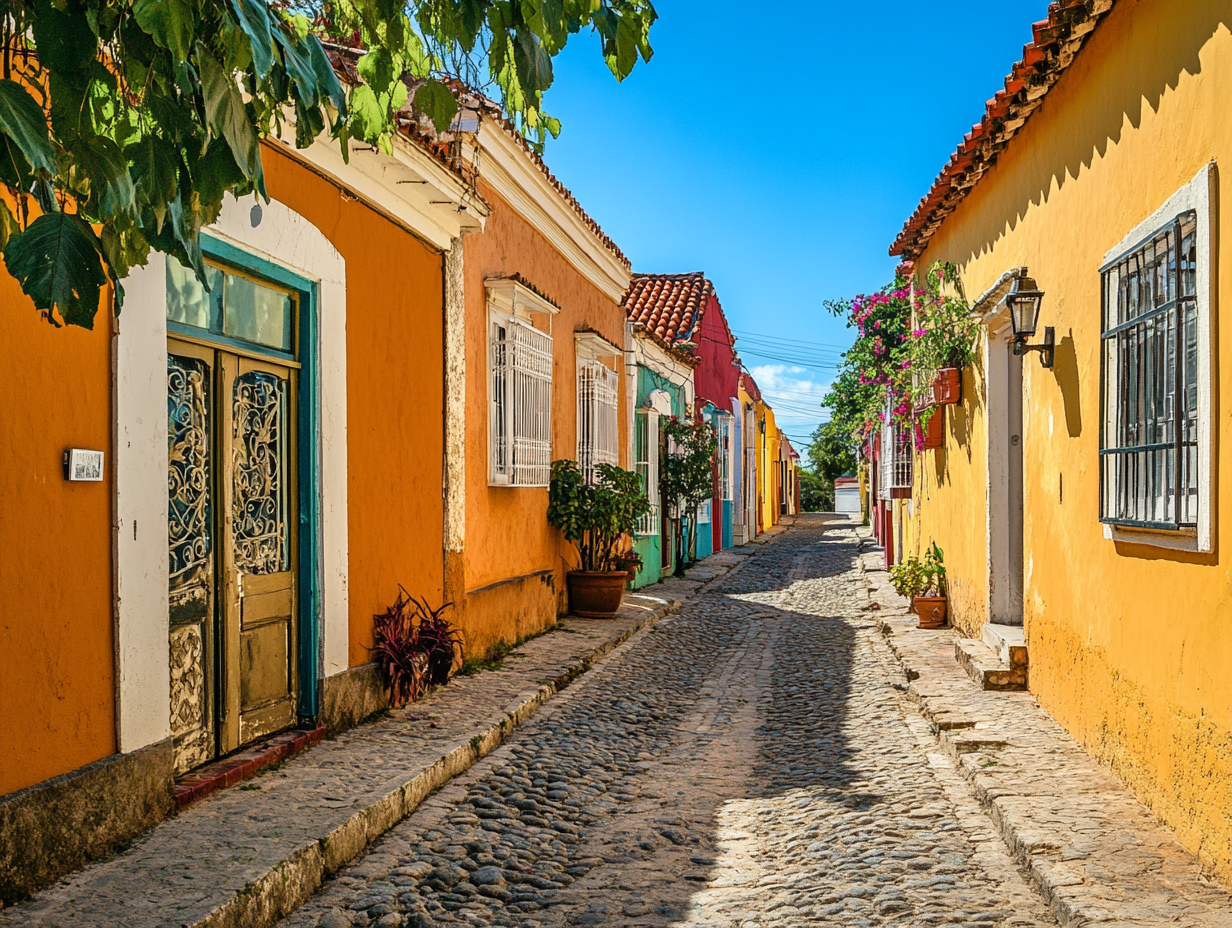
[[890, 0, 1117, 258], [622, 272, 714, 344]]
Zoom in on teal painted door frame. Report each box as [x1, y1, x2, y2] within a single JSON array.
[[188, 234, 323, 724]]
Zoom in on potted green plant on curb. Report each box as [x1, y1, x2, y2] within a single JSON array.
[[889, 543, 949, 629], [548, 460, 650, 618]]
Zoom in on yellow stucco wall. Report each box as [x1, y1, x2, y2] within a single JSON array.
[[757, 403, 779, 531], [903, 1, 1232, 880]]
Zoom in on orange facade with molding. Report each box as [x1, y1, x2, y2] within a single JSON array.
[[262, 144, 447, 668]]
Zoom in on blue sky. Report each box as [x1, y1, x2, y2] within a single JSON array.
[[538, 0, 1050, 449]]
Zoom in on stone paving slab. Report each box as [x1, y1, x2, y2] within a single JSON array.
[[856, 530, 1232, 927], [0, 553, 752, 928]]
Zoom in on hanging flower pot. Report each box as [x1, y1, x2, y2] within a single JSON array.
[[919, 407, 945, 450], [932, 368, 962, 405]]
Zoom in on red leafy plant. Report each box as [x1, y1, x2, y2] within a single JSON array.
[[370, 588, 460, 707]]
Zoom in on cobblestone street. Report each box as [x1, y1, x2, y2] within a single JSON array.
[[285, 516, 1054, 928]]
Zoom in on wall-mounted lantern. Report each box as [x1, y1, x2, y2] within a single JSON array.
[[1006, 276, 1053, 368]]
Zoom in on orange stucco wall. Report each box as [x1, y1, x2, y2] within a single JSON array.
[[460, 178, 630, 656], [0, 269, 116, 795], [263, 146, 446, 668]]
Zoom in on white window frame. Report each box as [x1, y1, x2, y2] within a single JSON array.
[[1100, 164, 1214, 552], [487, 279, 558, 488], [635, 409, 660, 536], [575, 332, 621, 485], [879, 396, 912, 501], [717, 413, 734, 502]]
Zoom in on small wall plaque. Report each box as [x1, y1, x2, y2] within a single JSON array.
[[64, 449, 105, 482]]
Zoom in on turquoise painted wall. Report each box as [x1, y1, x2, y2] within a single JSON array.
[[632, 364, 686, 588]]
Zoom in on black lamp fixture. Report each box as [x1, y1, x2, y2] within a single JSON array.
[[1006, 275, 1053, 368]]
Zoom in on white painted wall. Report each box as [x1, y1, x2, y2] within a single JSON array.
[[834, 486, 861, 514], [115, 194, 352, 756], [114, 255, 172, 753]]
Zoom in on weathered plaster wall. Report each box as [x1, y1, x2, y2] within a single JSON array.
[[0, 250, 115, 796], [461, 179, 630, 657], [262, 147, 445, 670], [905, 0, 1232, 880]]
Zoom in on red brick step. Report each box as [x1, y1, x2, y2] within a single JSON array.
[[173, 726, 325, 811]]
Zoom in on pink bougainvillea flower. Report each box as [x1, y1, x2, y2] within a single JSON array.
[[913, 328, 926, 338]]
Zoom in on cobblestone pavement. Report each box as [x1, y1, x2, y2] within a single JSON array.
[[862, 544, 1232, 928], [283, 516, 1055, 928]]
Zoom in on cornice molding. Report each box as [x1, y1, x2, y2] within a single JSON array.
[[268, 122, 488, 252], [471, 121, 631, 303]]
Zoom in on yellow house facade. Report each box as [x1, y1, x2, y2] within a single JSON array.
[[893, 0, 1232, 881]]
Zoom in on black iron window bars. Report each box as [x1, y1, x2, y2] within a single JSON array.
[[1099, 210, 1199, 530]]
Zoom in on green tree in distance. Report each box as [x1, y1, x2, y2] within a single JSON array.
[[0, 0, 656, 328]]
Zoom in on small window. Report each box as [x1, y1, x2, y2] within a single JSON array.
[[1100, 211, 1199, 530], [167, 258, 294, 353], [489, 317, 553, 487], [576, 358, 619, 484]]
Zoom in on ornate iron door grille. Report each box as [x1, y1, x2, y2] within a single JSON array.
[[1100, 211, 1199, 529]]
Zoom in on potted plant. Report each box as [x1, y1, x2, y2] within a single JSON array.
[[613, 549, 643, 583], [548, 460, 650, 618], [370, 589, 461, 706], [908, 263, 981, 411], [889, 543, 948, 629]]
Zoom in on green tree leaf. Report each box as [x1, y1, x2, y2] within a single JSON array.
[[414, 79, 458, 133], [226, 0, 276, 77], [198, 51, 263, 186], [0, 80, 57, 176], [3, 211, 108, 328], [79, 136, 136, 221], [133, 0, 195, 63]]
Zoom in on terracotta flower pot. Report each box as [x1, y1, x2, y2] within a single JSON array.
[[919, 407, 945, 450], [913, 595, 948, 629], [566, 571, 627, 619], [932, 368, 962, 405]]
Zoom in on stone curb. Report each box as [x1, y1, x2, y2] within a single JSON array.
[[854, 529, 1232, 928], [189, 552, 758, 928]]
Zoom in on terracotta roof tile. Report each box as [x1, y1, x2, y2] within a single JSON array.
[[890, 0, 1117, 258], [621, 272, 714, 344]]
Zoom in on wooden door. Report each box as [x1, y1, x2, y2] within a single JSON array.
[[220, 354, 298, 752], [168, 339, 298, 773], [168, 343, 218, 772]]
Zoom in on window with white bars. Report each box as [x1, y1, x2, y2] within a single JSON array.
[[1100, 211, 1200, 530], [878, 409, 912, 500], [635, 409, 660, 536], [576, 358, 619, 484], [490, 318, 553, 487]]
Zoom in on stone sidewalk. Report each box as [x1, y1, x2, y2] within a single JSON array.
[[0, 549, 754, 928], [857, 529, 1232, 927]]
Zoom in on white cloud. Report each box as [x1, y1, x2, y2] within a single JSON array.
[[748, 364, 834, 448]]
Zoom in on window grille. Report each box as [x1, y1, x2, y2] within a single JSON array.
[[878, 412, 912, 500], [1100, 211, 1199, 529], [635, 410, 660, 536], [490, 318, 553, 487], [576, 358, 620, 484]]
